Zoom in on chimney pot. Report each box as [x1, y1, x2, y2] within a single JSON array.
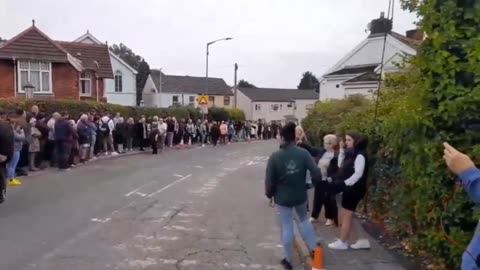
[[380, 12, 385, 18]]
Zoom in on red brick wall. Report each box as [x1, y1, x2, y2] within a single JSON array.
[[0, 60, 15, 98], [52, 63, 79, 100]]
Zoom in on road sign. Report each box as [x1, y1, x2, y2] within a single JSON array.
[[198, 95, 209, 105], [200, 104, 208, 114]]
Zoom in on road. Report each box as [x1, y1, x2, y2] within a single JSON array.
[[0, 141, 293, 270]]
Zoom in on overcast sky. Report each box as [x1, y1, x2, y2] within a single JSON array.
[[0, 0, 417, 88]]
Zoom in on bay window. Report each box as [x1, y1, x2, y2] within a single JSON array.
[[18, 61, 52, 93]]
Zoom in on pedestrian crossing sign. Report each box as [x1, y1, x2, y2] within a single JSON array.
[[198, 95, 209, 105]]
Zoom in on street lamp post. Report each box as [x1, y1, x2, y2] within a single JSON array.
[[205, 37, 233, 98]]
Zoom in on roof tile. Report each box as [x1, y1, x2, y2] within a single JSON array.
[[57, 41, 113, 78]]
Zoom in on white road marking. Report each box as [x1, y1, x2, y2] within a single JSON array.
[[147, 174, 192, 197], [124, 180, 156, 197], [178, 213, 203, 217], [173, 174, 184, 178], [163, 225, 206, 232], [194, 165, 203, 169], [128, 258, 157, 267], [90, 218, 111, 223]]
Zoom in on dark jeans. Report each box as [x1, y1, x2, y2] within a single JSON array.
[[311, 186, 338, 224], [55, 141, 72, 169], [0, 164, 6, 196], [151, 139, 158, 154], [45, 140, 56, 166], [212, 136, 219, 146], [220, 135, 227, 145]]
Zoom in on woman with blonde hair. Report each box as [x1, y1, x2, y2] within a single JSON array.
[[310, 134, 340, 226]]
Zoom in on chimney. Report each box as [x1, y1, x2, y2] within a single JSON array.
[[368, 12, 392, 36], [406, 29, 424, 41]]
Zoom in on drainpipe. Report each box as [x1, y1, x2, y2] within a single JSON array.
[[96, 73, 99, 102], [13, 58, 17, 98]]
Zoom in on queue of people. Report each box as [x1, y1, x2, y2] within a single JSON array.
[[0, 105, 283, 204], [265, 123, 371, 270]]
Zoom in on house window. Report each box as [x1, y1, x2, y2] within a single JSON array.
[[208, 96, 215, 105], [189, 96, 195, 106], [114, 70, 122, 92], [80, 72, 92, 96], [306, 104, 314, 111], [172, 95, 179, 105], [271, 104, 280, 111], [255, 104, 261, 111], [18, 61, 52, 93], [224, 96, 230, 106], [287, 104, 292, 108]]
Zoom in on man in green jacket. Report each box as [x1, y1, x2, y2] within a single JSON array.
[[265, 122, 322, 270]]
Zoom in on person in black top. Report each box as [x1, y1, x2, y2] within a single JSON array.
[[0, 111, 14, 203], [210, 122, 220, 147], [310, 134, 339, 226], [328, 132, 370, 250]]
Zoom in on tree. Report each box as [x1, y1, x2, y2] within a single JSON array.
[[110, 43, 151, 105], [238, 79, 256, 88], [297, 71, 320, 91]]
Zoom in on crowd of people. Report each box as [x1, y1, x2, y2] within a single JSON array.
[[0, 104, 282, 203]]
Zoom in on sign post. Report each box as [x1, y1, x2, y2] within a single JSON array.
[[198, 95, 209, 115]]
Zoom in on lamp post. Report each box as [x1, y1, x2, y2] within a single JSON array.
[[205, 37, 233, 98], [24, 82, 35, 100]]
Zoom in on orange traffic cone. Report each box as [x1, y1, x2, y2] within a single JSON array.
[[311, 243, 325, 270]]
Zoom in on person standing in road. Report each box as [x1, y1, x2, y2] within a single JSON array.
[[99, 113, 116, 156], [28, 117, 41, 171], [199, 120, 207, 147], [158, 118, 167, 153], [185, 119, 195, 145], [6, 114, 23, 187], [114, 117, 127, 154], [228, 121, 235, 143], [87, 114, 98, 159], [265, 122, 322, 270], [54, 113, 76, 170], [125, 117, 135, 152], [0, 111, 14, 203], [271, 121, 279, 139], [328, 132, 370, 250], [76, 114, 91, 163], [219, 121, 228, 145], [166, 116, 175, 148], [210, 121, 220, 147], [136, 116, 149, 151], [310, 134, 340, 226]]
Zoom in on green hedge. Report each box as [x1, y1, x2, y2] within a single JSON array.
[[0, 99, 246, 123]]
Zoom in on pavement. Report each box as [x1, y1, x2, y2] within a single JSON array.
[[0, 140, 408, 270]]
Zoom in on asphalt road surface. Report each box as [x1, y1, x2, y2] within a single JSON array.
[[0, 141, 294, 270]]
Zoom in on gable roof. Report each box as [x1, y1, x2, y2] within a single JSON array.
[[238, 87, 318, 102], [0, 26, 69, 62], [73, 32, 103, 45], [150, 69, 232, 95], [73, 32, 138, 75], [323, 32, 417, 77], [57, 41, 113, 78]]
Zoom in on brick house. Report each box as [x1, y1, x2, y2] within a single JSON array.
[[0, 23, 113, 101]]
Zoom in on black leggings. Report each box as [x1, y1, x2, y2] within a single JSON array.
[[311, 186, 338, 224]]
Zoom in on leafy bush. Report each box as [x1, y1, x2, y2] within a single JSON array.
[[208, 107, 245, 122], [0, 99, 201, 120]]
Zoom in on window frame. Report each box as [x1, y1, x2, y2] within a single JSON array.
[[255, 104, 261, 111], [114, 70, 123, 92], [188, 96, 195, 106], [172, 95, 179, 105], [80, 72, 92, 97], [223, 96, 231, 106], [17, 61, 52, 94], [271, 104, 280, 111]]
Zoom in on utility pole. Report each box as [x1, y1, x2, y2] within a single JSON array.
[[234, 63, 238, 109]]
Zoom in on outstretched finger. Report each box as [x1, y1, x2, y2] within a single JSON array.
[[443, 142, 458, 155]]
